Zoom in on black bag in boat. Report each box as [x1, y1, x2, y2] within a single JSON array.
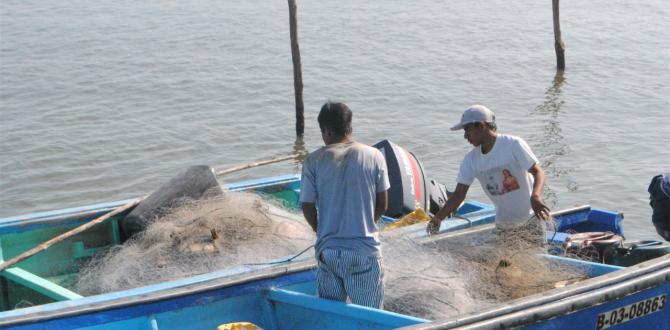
[[604, 240, 670, 267]]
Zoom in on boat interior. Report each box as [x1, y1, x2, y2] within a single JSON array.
[[1, 174, 664, 330]]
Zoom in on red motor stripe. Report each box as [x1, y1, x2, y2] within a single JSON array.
[[403, 149, 422, 204]]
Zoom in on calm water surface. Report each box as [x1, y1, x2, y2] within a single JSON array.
[[1, 0, 668, 240]]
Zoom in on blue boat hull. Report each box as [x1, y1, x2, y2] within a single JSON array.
[[0, 175, 667, 329]]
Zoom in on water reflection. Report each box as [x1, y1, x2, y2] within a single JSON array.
[[534, 71, 577, 207], [292, 136, 308, 170]]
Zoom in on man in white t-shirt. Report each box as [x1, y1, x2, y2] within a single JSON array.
[[427, 105, 551, 245]]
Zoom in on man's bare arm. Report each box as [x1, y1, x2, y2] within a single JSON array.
[[301, 202, 318, 232], [528, 163, 551, 220], [374, 190, 388, 222], [427, 183, 469, 234]]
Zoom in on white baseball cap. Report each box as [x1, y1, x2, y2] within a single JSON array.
[[450, 105, 496, 131]]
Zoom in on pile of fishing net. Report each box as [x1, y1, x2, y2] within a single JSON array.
[[76, 192, 314, 295], [77, 192, 591, 322], [382, 236, 478, 319], [382, 218, 590, 320]]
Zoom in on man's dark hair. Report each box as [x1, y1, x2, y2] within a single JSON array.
[[318, 102, 353, 137]]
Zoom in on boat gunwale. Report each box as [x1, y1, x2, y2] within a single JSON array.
[[0, 174, 303, 233], [0, 202, 531, 326], [459, 267, 670, 329], [0, 174, 662, 328], [401, 254, 670, 329], [0, 259, 317, 326], [3, 232, 666, 328]]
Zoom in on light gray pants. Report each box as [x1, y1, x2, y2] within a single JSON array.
[[317, 248, 384, 308]]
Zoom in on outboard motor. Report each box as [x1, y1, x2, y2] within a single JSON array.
[[373, 140, 430, 217], [428, 179, 451, 215]]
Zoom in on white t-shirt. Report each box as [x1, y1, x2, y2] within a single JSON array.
[[457, 134, 539, 227]]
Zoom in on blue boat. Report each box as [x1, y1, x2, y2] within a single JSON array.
[[0, 174, 668, 329]]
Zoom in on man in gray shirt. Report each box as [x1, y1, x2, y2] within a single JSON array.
[[300, 102, 390, 308]]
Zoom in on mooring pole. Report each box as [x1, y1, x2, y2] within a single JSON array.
[[552, 0, 566, 70], [288, 0, 304, 136]]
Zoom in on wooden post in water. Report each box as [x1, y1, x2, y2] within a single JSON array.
[[288, 0, 305, 136], [552, 0, 566, 70]]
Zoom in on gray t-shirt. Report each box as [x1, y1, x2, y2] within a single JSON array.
[[300, 141, 390, 257]]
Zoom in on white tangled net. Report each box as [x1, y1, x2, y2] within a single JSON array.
[[76, 192, 315, 295], [382, 218, 589, 320], [77, 196, 589, 320]]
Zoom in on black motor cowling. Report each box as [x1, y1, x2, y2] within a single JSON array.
[[428, 179, 451, 215]]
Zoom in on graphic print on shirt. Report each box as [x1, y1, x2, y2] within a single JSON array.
[[485, 168, 520, 196]]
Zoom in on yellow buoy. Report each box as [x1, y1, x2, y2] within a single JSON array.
[[217, 322, 260, 330]]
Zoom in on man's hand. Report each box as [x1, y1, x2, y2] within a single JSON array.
[[425, 183, 469, 235], [528, 164, 550, 220], [530, 194, 551, 220], [427, 217, 442, 235]]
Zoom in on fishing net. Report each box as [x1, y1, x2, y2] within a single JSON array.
[[382, 236, 478, 319], [76, 191, 315, 295], [381, 217, 590, 320], [77, 192, 591, 321]]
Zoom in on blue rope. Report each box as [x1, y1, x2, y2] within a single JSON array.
[[243, 244, 314, 266]]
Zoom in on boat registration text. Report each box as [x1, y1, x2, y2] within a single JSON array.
[[595, 294, 666, 330]]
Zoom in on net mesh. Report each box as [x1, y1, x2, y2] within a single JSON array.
[[382, 217, 589, 320], [76, 191, 314, 295], [77, 197, 590, 320]]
